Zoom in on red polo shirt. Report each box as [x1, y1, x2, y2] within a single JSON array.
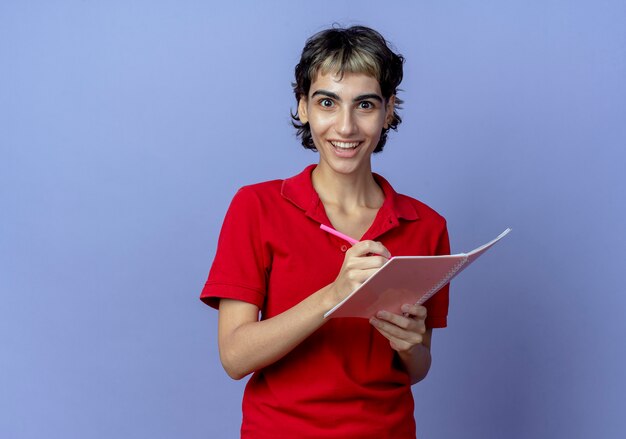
[[201, 165, 450, 439]]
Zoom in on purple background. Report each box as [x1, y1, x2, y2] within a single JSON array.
[[2, 1, 625, 438]]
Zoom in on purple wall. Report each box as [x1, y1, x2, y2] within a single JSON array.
[[2, 1, 625, 438]]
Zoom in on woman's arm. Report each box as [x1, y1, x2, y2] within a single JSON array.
[[369, 304, 433, 384], [217, 240, 390, 380], [218, 288, 331, 380]]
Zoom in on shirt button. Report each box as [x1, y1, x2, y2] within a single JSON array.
[[340, 245, 348, 252]]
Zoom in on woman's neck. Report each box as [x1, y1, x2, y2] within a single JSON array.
[[311, 162, 384, 212]]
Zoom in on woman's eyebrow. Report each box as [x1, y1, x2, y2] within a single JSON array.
[[311, 90, 341, 100], [311, 90, 383, 103], [353, 93, 383, 103]]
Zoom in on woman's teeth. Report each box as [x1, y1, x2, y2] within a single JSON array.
[[331, 141, 359, 149]]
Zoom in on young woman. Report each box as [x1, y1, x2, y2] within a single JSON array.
[[201, 25, 450, 439]]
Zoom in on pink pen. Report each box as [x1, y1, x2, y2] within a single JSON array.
[[320, 224, 391, 260], [320, 224, 359, 245]]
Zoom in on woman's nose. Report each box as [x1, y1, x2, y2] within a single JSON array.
[[336, 108, 357, 136]]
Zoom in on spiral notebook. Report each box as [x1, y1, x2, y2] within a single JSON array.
[[324, 228, 511, 319]]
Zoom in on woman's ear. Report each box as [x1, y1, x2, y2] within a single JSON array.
[[298, 98, 308, 124], [384, 95, 396, 129]]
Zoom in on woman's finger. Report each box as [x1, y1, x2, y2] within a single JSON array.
[[347, 240, 391, 259]]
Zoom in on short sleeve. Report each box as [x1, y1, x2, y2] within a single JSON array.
[[424, 221, 450, 328], [200, 187, 269, 310]]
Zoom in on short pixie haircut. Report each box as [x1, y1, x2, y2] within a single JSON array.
[[291, 25, 404, 153]]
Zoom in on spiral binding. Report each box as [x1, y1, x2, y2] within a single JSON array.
[[417, 256, 468, 305]]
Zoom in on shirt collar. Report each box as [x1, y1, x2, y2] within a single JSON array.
[[280, 164, 420, 226]]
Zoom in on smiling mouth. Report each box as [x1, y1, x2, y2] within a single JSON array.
[[330, 141, 361, 150]]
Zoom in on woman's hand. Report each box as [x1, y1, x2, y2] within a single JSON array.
[[329, 240, 391, 304], [369, 304, 427, 353], [369, 304, 433, 384]]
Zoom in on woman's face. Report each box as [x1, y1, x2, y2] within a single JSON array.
[[298, 70, 395, 176]]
